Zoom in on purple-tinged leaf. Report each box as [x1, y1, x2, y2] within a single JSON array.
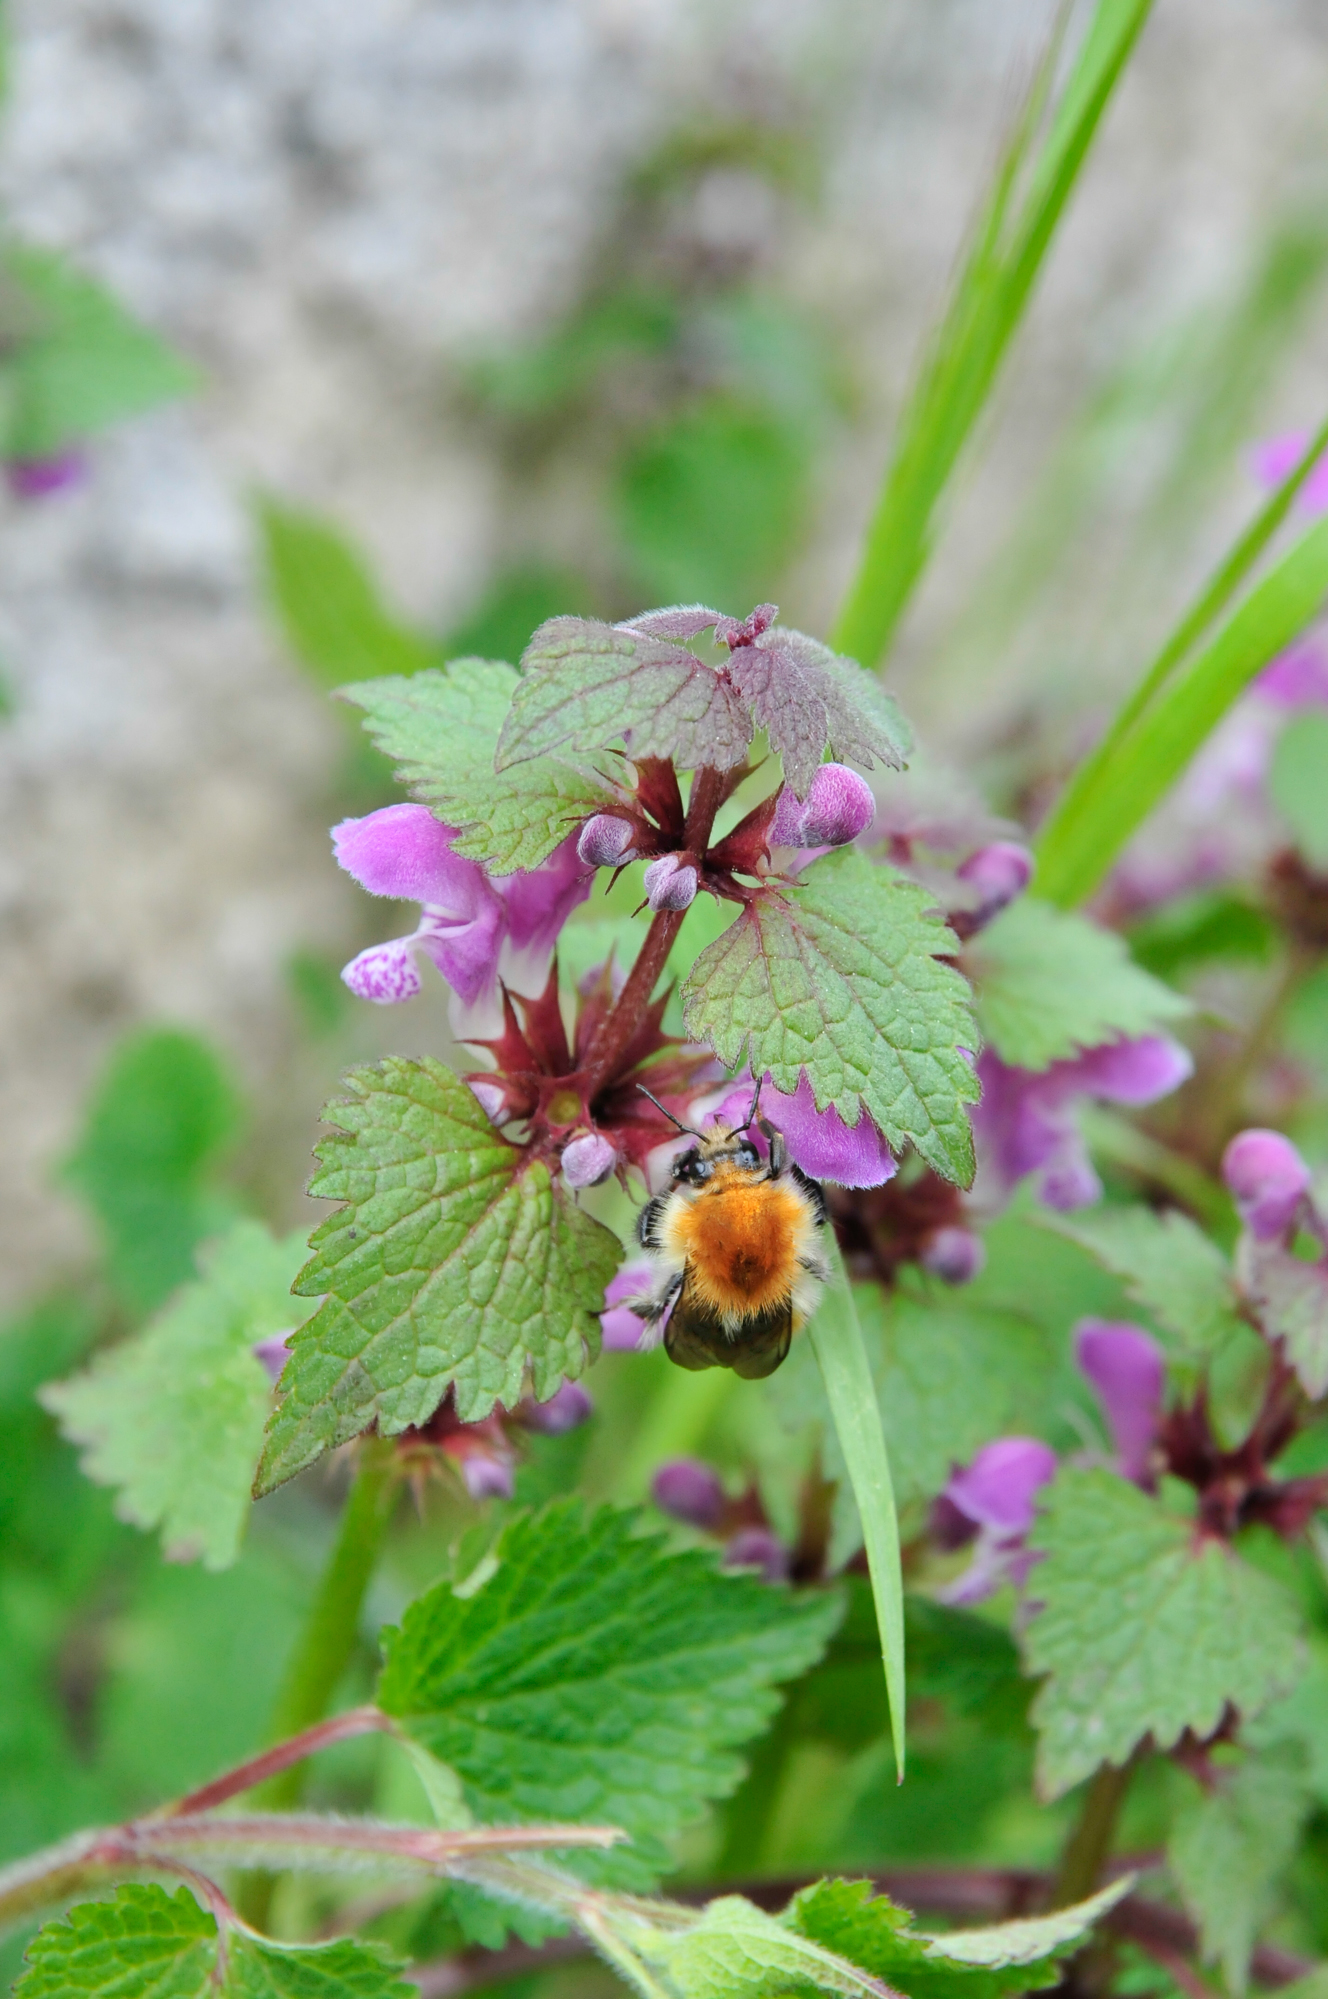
[[1238, 1235, 1328, 1398], [726, 625, 911, 797]]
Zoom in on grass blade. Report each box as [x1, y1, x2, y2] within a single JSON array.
[[831, 0, 1152, 669], [808, 1234, 906, 1779], [1035, 413, 1328, 901], [1035, 508, 1328, 907]]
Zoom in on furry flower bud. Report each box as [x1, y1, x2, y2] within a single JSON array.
[[643, 853, 698, 911], [652, 1457, 725, 1529], [1223, 1128, 1312, 1240], [920, 1225, 986, 1285], [578, 813, 638, 868], [956, 841, 1034, 919], [561, 1131, 617, 1189], [519, 1380, 593, 1434], [770, 764, 875, 849]]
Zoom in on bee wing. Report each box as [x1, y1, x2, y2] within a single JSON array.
[[664, 1286, 794, 1379]]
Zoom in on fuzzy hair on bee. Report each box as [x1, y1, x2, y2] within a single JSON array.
[[629, 1086, 829, 1379]]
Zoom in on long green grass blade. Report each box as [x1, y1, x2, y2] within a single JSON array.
[[1035, 413, 1328, 898], [808, 1235, 906, 1779], [1036, 510, 1328, 907], [831, 0, 1152, 669]]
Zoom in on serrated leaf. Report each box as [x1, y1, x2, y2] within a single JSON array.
[[1238, 1235, 1328, 1399], [341, 664, 613, 872], [2, 247, 195, 459], [1168, 1753, 1309, 1993], [682, 849, 978, 1183], [1043, 1206, 1244, 1360], [498, 616, 752, 774], [257, 497, 436, 687], [786, 1876, 1131, 1999], [376, 1500, 840, 1890], [41, 1221, 303, 1569], [257, 1060, 620, 1492], [623, 1894, 887, 1998], [968, 899, 1189, 1071], [723, 626, 911, 796], [15, 1885, 411, 1999], [1025, 1469, 1304, 1798]]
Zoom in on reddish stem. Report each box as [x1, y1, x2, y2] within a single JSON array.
[[581, 763, 728, 1100], [159, 1705, 392, 1818]]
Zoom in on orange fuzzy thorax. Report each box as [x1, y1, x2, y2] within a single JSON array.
[[667, 1164, 810, 1315]]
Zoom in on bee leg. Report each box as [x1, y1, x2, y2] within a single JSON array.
[[757, 1117, 786, 1177], [789, 1162, 827, 1226], [627, 1270, 683, 1351], [636, 1194, 669, 1250]]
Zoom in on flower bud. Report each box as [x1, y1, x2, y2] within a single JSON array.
[[770, 764, 875, 849], [1222, 1128, 1312, 1241], [643, 853, 698, 911], [461, 1453, 515, 1502], [561, 1131, 617, 1189], [467, 1079, 508, 1123], [652, 1457, 725, 1529], [956, 841, 1034, 920], [252, 1331, 292, 1386], [722, 1526, 790, 1582], [920, 1225, 986, 1285], [519, 1379, 593, 1434], [578, 813, 638, 869]]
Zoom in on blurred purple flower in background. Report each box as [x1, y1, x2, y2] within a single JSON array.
[[5, 448, 89, 500], [935, 1437, 1058, 1605], [972, 1034, 1193, 1212], [1074, 1318, 1165, 1484], [1223, 1127, 1313, 1241]]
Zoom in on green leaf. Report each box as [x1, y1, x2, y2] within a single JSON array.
[[619, 1893, 886, 1998], [967, 898, 1189, 1071], [1168, 1753, 1309, 1994], [615, 391, 811, 612], [1237, 1235, 1328, 1400], [256, 1058, 620, 1492], [1025, 1469, 1305, 1798], [1042, 1205, 1244, 1360], [41, 1221, 303, 1569], [256, 496, 435, 687], [808, 1240, 906, 1779], [341, 664, 614, 873], [1271, 710, 1328, 869], [497, 616, 753, 775], [1036, 510, 1328, 907], [786, 1876, 1131, 1999], [1, 247, 195, 459], [15, 1885, 412, 1999], [376, 1500, 840, 1890], [60, 1026, 244, 1317], [830, 0, 1152, 667], [682, 849, 979, 1183]]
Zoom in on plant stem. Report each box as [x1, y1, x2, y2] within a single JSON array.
[[1052, 1758, 1136, 1909], [582, 763, 728, 1100], [262, 1439, 401, 1808]]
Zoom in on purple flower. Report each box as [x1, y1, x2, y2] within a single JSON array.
[[516, 1379, 594, 1434], [561, 1131, 617, 1189], [710, 1071, 896, 1189], [955, 842, 1034, 927], [460, 1452, 515, 1502], [334, 804, 589, 1014], [5, 448, 89, 500], [600, 1262, 655, 1350], [972, 1034, 1193, 1212], [643, 853, 698, 912], [1256, 637, 1328, 709], [920, 1226, 986, 1285], [1252, 431, 1328, 516], [770, 764, 875, 849], [652, 1457, 726, 1529], [1074, 1319, 1164, 1484], [252, 1331, 292, 1387], [1222, 1128, 1312, 1242], [722, 1526, 790, 1582], [938, 1437, 1058, 1605]]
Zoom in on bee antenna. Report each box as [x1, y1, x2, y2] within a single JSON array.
[[733, 1077, 762, 1135], [637, 1085, 697, 1136]]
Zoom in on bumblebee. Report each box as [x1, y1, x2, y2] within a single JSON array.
[[630, 1087, 829, 1378]]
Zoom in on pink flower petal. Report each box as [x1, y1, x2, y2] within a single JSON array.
[[498, 832, 591, 955], [1074, 1319, 1164, 1483], [341, 937, 423, 1005], [333, 803, 469, 903], [946, 1437, 1058, 1536], [1223, 1127, 1312, 1242], [711, 1071, 896, 1189]]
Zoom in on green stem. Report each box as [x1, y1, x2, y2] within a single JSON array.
[[263, 1439, 400, 1806], [1052, 1758, 1135, 1908]]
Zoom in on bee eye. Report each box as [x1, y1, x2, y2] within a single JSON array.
[[689, 1156, 713, 1183], [736, 1144, 759, 1169], [673, 1149, 700, 1181]]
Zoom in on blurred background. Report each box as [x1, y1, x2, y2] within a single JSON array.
[[5, 0, 1328, 1308]]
